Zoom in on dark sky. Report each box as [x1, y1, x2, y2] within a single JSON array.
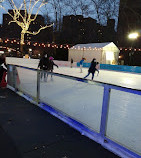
[[0, 0, 120, 25]]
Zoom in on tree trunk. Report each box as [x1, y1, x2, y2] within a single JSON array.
[[20, 32, 25, 55]]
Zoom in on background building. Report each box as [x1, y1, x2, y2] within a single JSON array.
[[61, 15, 116, 45]]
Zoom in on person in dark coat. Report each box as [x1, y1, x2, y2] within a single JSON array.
[[37, 53, 49, 81], [70, 58, 73, 68], [0, 54, 7, 84], [48, 56, 58, 78], [84, 58, 97, 80]]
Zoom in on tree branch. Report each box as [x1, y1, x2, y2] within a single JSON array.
[[26, 23, 53, 35]]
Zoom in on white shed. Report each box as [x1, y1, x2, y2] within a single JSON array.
[[69, 42, 120, 64]]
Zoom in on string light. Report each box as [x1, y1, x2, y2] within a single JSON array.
[[1, 38, 141, 51]]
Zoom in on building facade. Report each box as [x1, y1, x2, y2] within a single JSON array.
[[61, 15, 116, 44]]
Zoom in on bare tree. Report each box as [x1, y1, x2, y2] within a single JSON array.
[[90, 0, 105, 24], [78, 0, 90, 17], [48, 0, 65, 32], [101, 0, 119, 23], [64, 0, 80, 15], [0, 0, 53, 52], [90, 0, 119, 25]]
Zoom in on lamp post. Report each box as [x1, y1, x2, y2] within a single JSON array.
[[128, 32, 139, 65]]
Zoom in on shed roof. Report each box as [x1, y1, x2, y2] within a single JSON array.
[[71, 42, 115, 49]]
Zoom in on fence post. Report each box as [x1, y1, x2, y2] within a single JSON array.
[[37, 70, 40, 103], [13, 65, 18, 91], [100, 85, 111, 139]]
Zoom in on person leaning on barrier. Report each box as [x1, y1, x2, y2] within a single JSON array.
[[0, 54, 7, 86], [37, 53, 49, 82]]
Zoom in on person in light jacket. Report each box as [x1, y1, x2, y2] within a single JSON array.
[[79, 58, 85, 73]]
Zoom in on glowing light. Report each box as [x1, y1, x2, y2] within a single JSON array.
[[106, 51, 114, 60], [8, 49, 11, 52], [128, 32, 139, 39]]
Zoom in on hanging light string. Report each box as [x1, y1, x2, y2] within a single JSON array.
[[1, 38, 141, 51]]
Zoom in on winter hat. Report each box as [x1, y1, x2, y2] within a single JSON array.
[[49, 56, 54, 60]]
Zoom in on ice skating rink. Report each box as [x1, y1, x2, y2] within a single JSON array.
[[7, 57, 141, 90], [53, 66, 141, 90], [8, 62, 141, 156]]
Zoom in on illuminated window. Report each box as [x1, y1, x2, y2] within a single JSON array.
[[106, 51, 114, 60]]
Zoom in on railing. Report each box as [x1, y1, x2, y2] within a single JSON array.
[[77, 62, 141, 74], [7, 64, 141, 158]]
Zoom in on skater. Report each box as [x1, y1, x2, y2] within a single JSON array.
[[79, 58, 85, 73], [48, 56, 59, 79], [37, 53, 49, 82], [0, 54, 7, 87], [95, 62, 100, 76], [70, 58, 73, 68], [84, 58, 97, 80]]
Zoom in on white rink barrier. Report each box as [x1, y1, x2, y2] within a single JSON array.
[[7, 64, 141, 158], [6, 57, 77, 68]]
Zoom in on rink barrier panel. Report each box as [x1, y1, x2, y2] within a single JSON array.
[[7, 64, 141, 158], [77, 62, 141, 74], [6, 57, 141, 73]]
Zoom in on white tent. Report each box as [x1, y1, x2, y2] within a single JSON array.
[[69, 42, 120, 64]]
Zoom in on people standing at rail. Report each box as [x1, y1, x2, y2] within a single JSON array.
[[79, 58, 85, 73], [37, 53, 49, 82], [84, 58, 97, 80]]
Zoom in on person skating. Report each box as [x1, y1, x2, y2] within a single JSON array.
[[95, 62, 100, 76], [79, 58, 85, 73], [48, 56, 59, 79], [37, 53, 49, 82], [70, 58, 73, 68], [84, 58, 97, 80]]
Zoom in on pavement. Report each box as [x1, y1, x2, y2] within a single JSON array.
[[0, 88, 120, 158]]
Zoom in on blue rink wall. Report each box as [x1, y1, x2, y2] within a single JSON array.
[[77, 63, 141, 74]]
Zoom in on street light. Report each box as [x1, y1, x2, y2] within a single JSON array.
[[128, 32, 139, 65], [128, 32, 139, 39]]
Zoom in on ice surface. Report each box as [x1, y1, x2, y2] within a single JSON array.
[[106, 89, 141, 155], [12, 61, 141, 90], [40, 75, 104, 133], [13, 63, 141, 156]]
